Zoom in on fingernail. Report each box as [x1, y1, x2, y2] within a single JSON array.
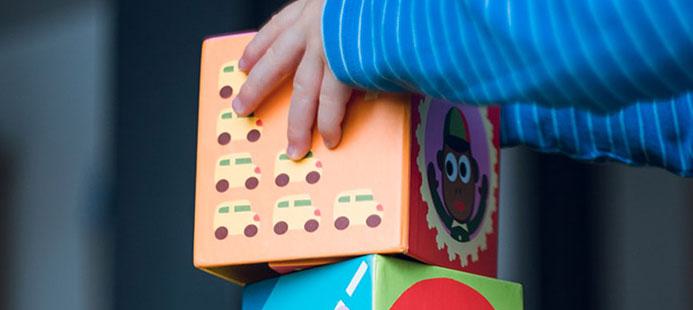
[[232, 98, 243, 114], [287, 145, 299, 159], [324, 139, 337, 149], [238, 58, 248, 71]]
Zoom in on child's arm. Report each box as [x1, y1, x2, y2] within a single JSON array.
[[234, 0, 693, 164], [501, 94, 693, 176], [323, 0, 693, 111]]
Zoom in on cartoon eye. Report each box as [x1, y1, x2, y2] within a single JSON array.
[[459, 154, 471, 184], [445, 152, 458, 182]]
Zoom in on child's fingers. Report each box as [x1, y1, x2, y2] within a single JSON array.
[[233, 30, 305, 116], [317, 67, 351, 149], [286, 48, 324, 160], [239, 0, 305, 72]]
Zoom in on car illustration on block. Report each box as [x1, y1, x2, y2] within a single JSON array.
[[218, 60, 247, 99], [213, 200, 260, 239], [216, 108, 263, 145], [214, 153, 261, 192], [272, 194, 321, 235], [333, 190, 383, 230], [273, 151, 322, 187]]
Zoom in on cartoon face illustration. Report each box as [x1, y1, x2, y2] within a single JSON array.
[[218, 60, 247, 99], [333, 189, 383, 230], [273, 151, 322, 187], [439, 145, 477, 221], [426, 107, 489, 242], [437, 108, 480, 222], [216, 108, 263, 145], [214, 153, 261, 192], [272, 194, 321, 235], [213, 200, 260, 239]]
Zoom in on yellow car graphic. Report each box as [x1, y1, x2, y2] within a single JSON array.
[[214, 153, 261, 192], [216, 108, 263, 145], [273, 151, 322, 187], [213, 200, 260, 239], [218, 60, 247, 99], [272, 194, 321, 235], [333, 189, 383, 230]]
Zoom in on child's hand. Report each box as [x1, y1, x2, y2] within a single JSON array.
[[234, 0, 352, 160]]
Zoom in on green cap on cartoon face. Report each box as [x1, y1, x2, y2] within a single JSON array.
[[443, 108, 471, 152]]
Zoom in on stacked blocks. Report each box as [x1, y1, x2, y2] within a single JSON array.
[[195, 32, 522, 308], [243, 255, 523, 309]]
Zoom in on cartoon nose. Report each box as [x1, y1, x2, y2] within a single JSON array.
[[314, 209, 321, 216], [253, 214, 260, 222], [254, 166, 261, 174], [315, 161, 322, 168], [376, 204, 384, 211], [255, 119, 263, 126]]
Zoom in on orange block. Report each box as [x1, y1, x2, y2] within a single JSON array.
[[194, 32, 501, 285]]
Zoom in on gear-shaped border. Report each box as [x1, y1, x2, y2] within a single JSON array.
[[415, 97, 498, 266]]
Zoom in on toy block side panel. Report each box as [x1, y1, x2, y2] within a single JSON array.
[[268, 256, 346, 274], [194, 32, 410, 280], [373, 256, 522, 310], [201, 263, 279, 286], [407, 95, 500, 277], [242, 256, 375, 309]]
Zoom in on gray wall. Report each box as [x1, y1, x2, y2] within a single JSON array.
[[600, 166, 692, 310], [0, 1, 112, 309], [500, 148, 692, 309]]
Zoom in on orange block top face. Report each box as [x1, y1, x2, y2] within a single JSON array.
[[194, 33, 411, 273]]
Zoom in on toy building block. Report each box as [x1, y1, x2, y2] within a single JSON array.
[[194, 32, 501, 284], [243, 255, 523, 310]]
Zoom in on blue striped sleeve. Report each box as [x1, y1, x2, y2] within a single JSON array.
[[321, 0, 693, 112], [501, 92, 693, 177]]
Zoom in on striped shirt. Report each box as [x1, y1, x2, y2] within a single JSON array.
[[322, 0, 693, 176], [503, 97, 692, 176]]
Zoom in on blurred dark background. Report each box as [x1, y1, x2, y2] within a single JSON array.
[[0, 0, 691, 309]]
